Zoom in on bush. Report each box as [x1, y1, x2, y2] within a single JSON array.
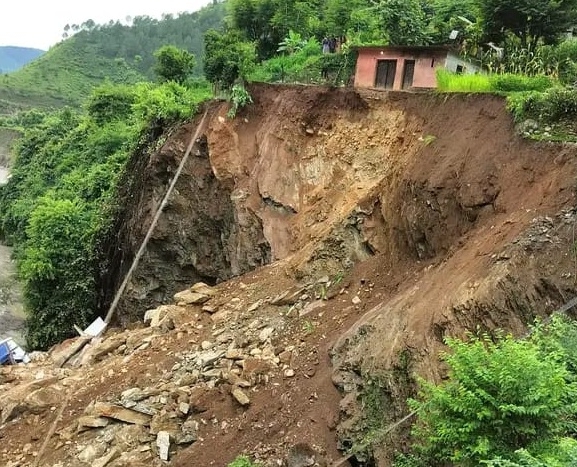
[[227, 84, 253, 118], [506, 87, 577, 123], [86, 84, 137, 124], [228, 455, 260, 467], [407, 318, 577, 466], [489, 74, 553, 93]]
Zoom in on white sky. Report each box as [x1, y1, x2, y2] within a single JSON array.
[[1, 0, 212, 50]]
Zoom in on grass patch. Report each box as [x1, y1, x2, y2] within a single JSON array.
[[436, 69, 555, 94], [436, 69, 492, 92]]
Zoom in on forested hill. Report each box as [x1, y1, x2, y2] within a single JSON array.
[[0, 47, 44, 74], [0, 1, 226, 113]]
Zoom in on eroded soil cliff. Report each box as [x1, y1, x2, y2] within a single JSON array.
[[2, 84, 577, 467]]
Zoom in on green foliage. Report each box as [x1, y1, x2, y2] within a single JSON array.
[[86, 84, 137, 124], [203, 30, 257, 89], [277, 30, 307, 54], [250, 40, 355, 86], [153, 46, 196, 84], [475, 0, 577, 46], [489, 74, 553, 92], [227, 84, 253, 118], [0, 2, 225, 112], [507, 86, 577, 123], [377, 0, 430, 46], [132, 82, 210, 125], [228, 455, 260, 467], [0, 81, 209, 349], [406, 317, 577, 466]]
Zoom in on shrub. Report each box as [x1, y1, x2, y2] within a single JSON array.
[[153, 45, 196, 84], [506, 87, 577, 122], [408, 321, 577, 466], [228, 455, 260, 467], [227, 84, 253, 118], [86, 84, 137, 124]]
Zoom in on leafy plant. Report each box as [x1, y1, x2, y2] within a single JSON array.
[[227, 84, 253, 118], [277, 30, 307, 55], [228, 455, 260, 467], [407, 319, 577, 466]]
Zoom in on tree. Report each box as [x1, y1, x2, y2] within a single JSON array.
[[203, 30, 256, 89], [476, 0, 577, 46], [377, 0, 430, 45], [153, 45, 196, 84]]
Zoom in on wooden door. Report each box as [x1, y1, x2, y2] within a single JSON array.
[[375, 60, 397, 89], [402, 60, 415, 89]]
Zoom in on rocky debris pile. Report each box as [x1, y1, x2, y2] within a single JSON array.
[[1, 277, 351, 466]]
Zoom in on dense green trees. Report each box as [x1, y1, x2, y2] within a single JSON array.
[[477, 0, 577, 46], [0, 77, 210, 349]]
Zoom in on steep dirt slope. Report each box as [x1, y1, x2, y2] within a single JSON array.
[[1, 85, 577, 467]]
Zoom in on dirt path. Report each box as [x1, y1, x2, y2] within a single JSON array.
[[0, 167, 25, 346]]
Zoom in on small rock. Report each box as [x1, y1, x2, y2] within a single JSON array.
[[284, 369, 295, 378], [156, 431, 171, 461], [202, 305, 217, 314], [352, 296, 361, 305], [93, 448, 121, 467], [191, 282, 217, 296], [232, 388, 250, 406], [179, 402, 190, 415], [225, 348, 244, 360], [201, 341, 213, 350], [77, 416, 109, 432], [78, 442, 107, 463], [174, 290, 210, 305], [92, 402, 152, 426], [259, 327, 274, 342]]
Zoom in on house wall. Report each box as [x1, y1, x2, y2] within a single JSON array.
[[445, 52, 482, 74], [354, 48, 448, 90]]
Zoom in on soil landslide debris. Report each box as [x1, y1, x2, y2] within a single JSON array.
[[2, 84, 577, 467]]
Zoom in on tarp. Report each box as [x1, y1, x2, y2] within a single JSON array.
[[0, 338, 29, 365]]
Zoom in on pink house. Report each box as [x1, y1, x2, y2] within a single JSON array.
[[354, 46, 480, 90]]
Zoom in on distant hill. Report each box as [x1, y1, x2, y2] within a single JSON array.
[[0, 1, 226, 113], [0, 46, 44, 74]]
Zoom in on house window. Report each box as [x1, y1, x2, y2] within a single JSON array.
[[456, 64, 464, 74]]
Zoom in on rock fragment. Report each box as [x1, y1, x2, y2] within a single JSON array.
[[92, 402, 151, 426], [157, 431, 171, 461], [231, 388, 250, 406]]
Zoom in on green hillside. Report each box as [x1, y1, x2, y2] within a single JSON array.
[[0, 46, 44, 74], [0, 1, 226, 113]]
